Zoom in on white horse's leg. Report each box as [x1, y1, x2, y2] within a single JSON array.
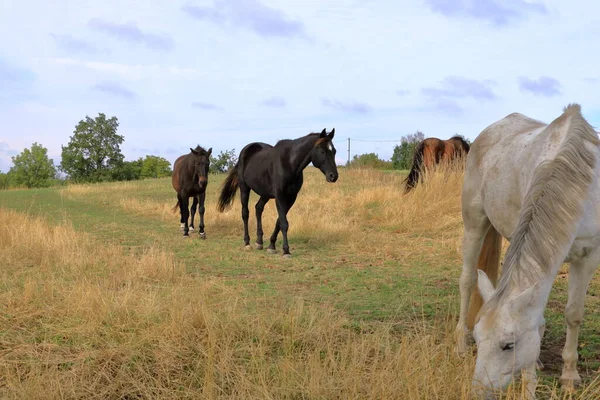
[[522, 363, 538, 400], [560, 247, 600, 390], [536, 317, 546, 370], [455, 217, 491, 355]]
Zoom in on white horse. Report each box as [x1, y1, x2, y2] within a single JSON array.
[[454, 104, 600, 399]]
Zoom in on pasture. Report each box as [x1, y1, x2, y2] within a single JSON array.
[[1, 166, 600, 399]]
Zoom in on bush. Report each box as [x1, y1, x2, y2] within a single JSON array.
[[347, 153, 392, 169]]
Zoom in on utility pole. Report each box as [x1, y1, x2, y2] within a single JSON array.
[[347, 138, 350, 165]]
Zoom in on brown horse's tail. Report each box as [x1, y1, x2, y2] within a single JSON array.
[[172, 200, 180, 214], [466, 226, 502, 329], [217, 164, 239, 212], [403, 141, 426, 193]]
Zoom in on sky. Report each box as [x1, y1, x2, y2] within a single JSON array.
[[1, 0, 599, 172]]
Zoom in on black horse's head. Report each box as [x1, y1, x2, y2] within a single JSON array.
[[312, 128, 338, 183], [190, 145, 212, 189]]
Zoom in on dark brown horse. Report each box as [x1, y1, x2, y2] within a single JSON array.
[[171, 145, 212, 237], [403, 135, 470, 193]]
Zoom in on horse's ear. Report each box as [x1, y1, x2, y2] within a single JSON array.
[[509, 283, 539, 314], [477, 270, 496, 304], [328, 128, 335, 139], [320, 128, 327, 138], [207, 147, 212, 156], [190, 147, 197, 155]]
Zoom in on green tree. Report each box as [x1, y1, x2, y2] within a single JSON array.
[[60, 113, 124, 182], [392, 131, 425, 170], [210, 149, 238, 173], [111, 159, 143, 181], [0, 172, 11, 190], [9, 142, 57, 188], [347, 153, 392, 169], [140, 155, 172, 178]]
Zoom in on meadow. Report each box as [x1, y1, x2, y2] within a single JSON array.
[[1, 166, 600, 399]]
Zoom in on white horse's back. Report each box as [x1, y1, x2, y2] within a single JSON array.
[[464, 106, 600, 243]]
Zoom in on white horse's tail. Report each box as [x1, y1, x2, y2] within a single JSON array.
[[467, 225, 502, 329]]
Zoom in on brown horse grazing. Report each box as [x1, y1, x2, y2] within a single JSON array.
[[403, 135, 470, 193], [171, 145, 212, 237]]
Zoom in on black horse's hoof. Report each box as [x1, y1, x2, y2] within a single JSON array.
[[183, 234, 190, 238], [189, 226, 195, 232], [199, 232, 206, 240], [255, 243, 263, 250], [282, 253, 292, 259], [267, 248, 277, 254]]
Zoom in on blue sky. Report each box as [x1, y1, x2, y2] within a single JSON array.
[[1, 0, 599, 172]]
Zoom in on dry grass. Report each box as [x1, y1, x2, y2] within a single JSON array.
[[60, 165, 465, 257], [119, 197, 177, 221], [3, 165, 599, 398]]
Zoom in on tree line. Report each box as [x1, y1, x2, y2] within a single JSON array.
[[347, 131, 472, 170], [0, 113, 238, 190], [1, 112, 468, 190]]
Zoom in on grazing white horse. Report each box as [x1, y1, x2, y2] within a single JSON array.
[[454, 104, 600, 399]]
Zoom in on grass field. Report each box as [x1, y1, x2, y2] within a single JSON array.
[[1, 166, 600, 399]]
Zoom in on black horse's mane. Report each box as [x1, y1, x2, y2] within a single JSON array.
[[191, 145, 210, 154], [449, 135, 470, 152], [274, 132, 328, 147]]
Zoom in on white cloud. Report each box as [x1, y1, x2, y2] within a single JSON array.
[[0, 0, 599, 165], [42, 58, 199, 80]]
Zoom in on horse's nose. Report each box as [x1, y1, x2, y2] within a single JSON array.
[[328, 172, 338, 182]]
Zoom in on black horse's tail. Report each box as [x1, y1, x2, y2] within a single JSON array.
[[403, 141, 426, 193], [217, 164, 239, 212], [172, 200, 180, 213]]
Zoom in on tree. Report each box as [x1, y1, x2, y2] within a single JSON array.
[[60, 113, 124, 182], [347, 153, 392, 169], [0, 172, 11, 190], [392, 131, 425, 170], [111, 159, 143, 181], [140, 155, 172, 178], [210, 149, 238, 173], [9, 142, 57, 188]]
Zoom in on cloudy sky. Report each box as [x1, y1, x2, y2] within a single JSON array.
[[1, 0, 599, 171]]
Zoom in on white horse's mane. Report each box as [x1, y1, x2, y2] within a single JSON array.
[[481, 104, 600, 317]]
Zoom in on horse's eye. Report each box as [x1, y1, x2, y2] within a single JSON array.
[[501, 342, 514, 351]]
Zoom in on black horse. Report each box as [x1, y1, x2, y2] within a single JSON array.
[[171, 145, 212, 237], [217, 128, 339, 257]]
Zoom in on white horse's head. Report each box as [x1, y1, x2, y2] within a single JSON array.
[[471, 270, 545, 398]]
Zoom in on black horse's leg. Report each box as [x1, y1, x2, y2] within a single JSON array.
[[189, 195, 198, 232], [198, 191, 206, 239], [240, 184, 251, 248], [178, 193, 185, 230], [180, 193, 190, 237], [255, 196, 269, 250], [267, 218, 280, 254], [275, 193, 297, 258]]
